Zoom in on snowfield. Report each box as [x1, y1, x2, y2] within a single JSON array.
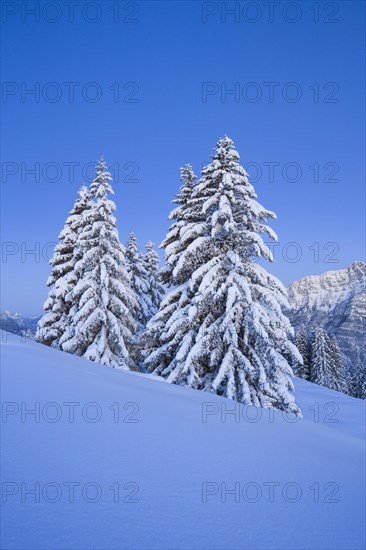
[[1, 331, 365, 550]]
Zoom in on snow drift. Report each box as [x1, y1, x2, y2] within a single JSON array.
[[1, 331, 365, 549]]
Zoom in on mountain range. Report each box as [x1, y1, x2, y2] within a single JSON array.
[[0, 311, 39, 340], [285, 261, 365, 367]]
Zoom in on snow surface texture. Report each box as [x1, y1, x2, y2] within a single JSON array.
[[1, 332, 365, 550], [286, 261, 366, 367]]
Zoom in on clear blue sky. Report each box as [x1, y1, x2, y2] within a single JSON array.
[[1, 0, 365, 316]]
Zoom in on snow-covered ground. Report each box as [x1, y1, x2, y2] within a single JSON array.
[[1, 331, 365, 550]]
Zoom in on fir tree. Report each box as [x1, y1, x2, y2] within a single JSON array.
[[142, 162, 202, 369], [160, 163, 202, 284], [125, 231, 151, 332], [143, 241, 164, 317], [294, 325, 311, 380], [144, 136, 302, 416], [360, 367, 366, 399], [36, 186, 91, 348], [310, 328, 333, 388], [61, 158, 137, 369], [310, 329, 349, 394], [350, 358, 366, 399], [329, 335, 348, 393]]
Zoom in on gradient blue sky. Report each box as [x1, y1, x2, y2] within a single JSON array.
[[1, 0, 365, 316]]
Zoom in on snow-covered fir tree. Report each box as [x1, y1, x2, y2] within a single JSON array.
[[125, 231, 152, 332], [160, 163, 200, 285], [329, 335, 348, 393], [143, 241, 164, 317], [61, 158, 137, 369], [310, 328, 333, 388], [310, 329, 348, 393], [358, 364, 366, 399], [142, 162, 202, 367], [36, 186, 91, 348], [144, 136, 302, 416], [350, 358, 366, 399], [293, 324, 311, 380], [360, 370, 366, 399]]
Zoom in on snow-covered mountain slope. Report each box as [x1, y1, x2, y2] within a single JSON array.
[[1, 332, 365, 550], [285, 261, 366, 366]]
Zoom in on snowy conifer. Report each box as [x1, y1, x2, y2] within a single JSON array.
[[350, 358, 366, 399], [143, 241, 164, 317], [360, 366, 366, 399], [160, 163, 200, 285], [310, 328, 333, 388], [294, 325, 311, 380], [144, 136, 302, 416], [61, 159, 136, 369], [141, 162, 202, 367], [125, 231, 151, 332], [329, 335, 348, 393], [311, 329, 348, 393], [36, 186, 91, 348]]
